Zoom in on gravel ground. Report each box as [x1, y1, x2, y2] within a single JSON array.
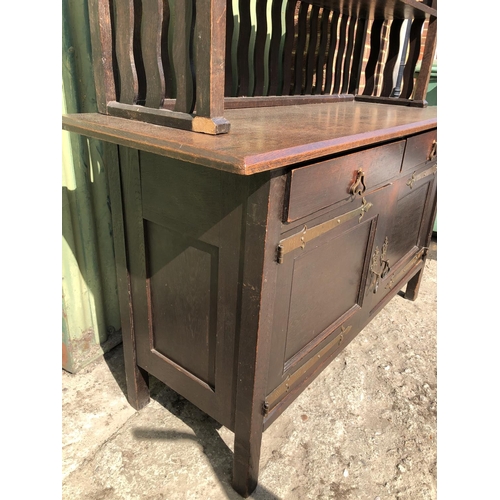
[[62, 254, 436, 500]]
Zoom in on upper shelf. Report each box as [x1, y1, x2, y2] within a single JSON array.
[[62, 101, 437, 176], [298, 0, 436, 19]]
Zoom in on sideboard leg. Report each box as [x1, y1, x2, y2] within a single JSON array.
[[106, 143, 151, 411], [405, 268, 423, 301], [232, 424, 263, 497], [231, 172, 285, 497], [123, 344, 150, 411]]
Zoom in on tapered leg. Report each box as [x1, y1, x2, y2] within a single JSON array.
[[405, 268, 423, 301], [106, 143, 150, 410], [233, 409, 265, 497], [232, 172, 285, 496]]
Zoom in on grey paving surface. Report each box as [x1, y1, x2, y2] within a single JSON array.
[[62, 250, 436, 500]]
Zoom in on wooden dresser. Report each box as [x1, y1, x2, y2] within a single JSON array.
[[62, 0, 437, 496]]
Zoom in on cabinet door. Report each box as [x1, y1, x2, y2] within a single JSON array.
[[363, 160, 437, 314], [266, 184, 398, 402]]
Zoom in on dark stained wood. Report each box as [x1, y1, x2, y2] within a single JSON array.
[[68, 2, 438, 496], [253, 0, 268, 96], [340, 14, 357, 94], [232, 172, 285, 497], [324, 10, 340, 94], [413, 15, 437, 101], [88, 0, 116, 112], [290, 0, 436, 19], [160, 0, 174, 99], [332, 14, 349, 94], [114, 0, 138, 104], [141, 0, 165, 108], [362, 18, 384, 96], [268, 0, 285, 96], [223, 94, 354, 108], [381, 18, 404, 97], [124, 153, 247, 429], [172, 0, 195, 113], [355, 95, 427, 107], [237, 0, 252, 96], [293, 2, 310, 94], [281, 0, 298, 95], [348, 16, 367, 94], [313, 7, 331, 94], [63, 101, 437, 174], [401, 128, 437, 172], [225, 0, 234, 96], [304, 5, 321, 95], [195, 0, 227, 118], [108, 145, 150, 409], [286, 140, 405, 221], [133, 0, 147, 104], [401, 17, 425, 99]]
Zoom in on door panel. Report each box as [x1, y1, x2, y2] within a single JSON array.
[[267, 183, 398, 395], [363, 160, 437, 313]]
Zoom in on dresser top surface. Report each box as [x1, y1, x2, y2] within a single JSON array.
[[62, 101, 437, 175]]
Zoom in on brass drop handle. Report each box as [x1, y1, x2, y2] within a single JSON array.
[[428, 140, 437, 161], [350, 169, 366, 196]]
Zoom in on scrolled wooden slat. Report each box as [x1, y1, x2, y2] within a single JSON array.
[[380, 18, 404, 97], [237, 0, 252, 96], [225, 0, 234, 96], [348, 16, 367, 94], [133, 0, 147, 104], [161, 0, 174, 99], [313, 7, 330, 95], [362, 18, 383, 96], [172, 0, 195, 113], [401, 17, 425, 99], [114, 0, 138, 104], [141, 0, 165, 108], [253, 0, 268, 96], [281, 0, 298, 96], [88, 0, 116, 112], [340, 15, 356, 94], [293, 2, 310, 95], [304, 5, 321, 95], [267, 0, 285, 96], [332, 14, 348, 94], [412, 15, 437, 102], [323, 10, 339, 95]]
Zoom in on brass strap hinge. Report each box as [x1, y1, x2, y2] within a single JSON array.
[[263, 325, 352, 414], [407, 164, 437, 189], [277, 199, 373, 264], [385, 247, 427, 291]]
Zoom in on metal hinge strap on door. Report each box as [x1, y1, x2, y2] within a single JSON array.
[[407, 164, 437, 189], [277, 198, 373, 264], [263, 325, 352, 414]]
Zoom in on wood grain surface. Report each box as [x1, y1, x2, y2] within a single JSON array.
[[63, 101, 437, 175]]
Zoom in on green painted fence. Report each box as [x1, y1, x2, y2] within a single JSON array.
[[62, 0, 121, 373]]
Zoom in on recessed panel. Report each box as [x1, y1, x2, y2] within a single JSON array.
[[284, 220, 371, 362], [388, 183, 428, 266], [146, 221, 218, 388]]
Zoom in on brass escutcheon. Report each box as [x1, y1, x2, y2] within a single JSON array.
[[350, 169, 367, 196]]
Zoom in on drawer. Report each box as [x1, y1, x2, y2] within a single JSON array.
[[285, 141, 405, 222], [401, 129, 437, 173]]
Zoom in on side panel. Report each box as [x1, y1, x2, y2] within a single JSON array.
[[121, 151, 245, 428]]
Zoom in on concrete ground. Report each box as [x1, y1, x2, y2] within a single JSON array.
[[62, 238, 437, 500]]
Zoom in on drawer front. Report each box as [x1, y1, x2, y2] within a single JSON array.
[[401, 129, 437, 173], [286, 140, 405, 222]]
